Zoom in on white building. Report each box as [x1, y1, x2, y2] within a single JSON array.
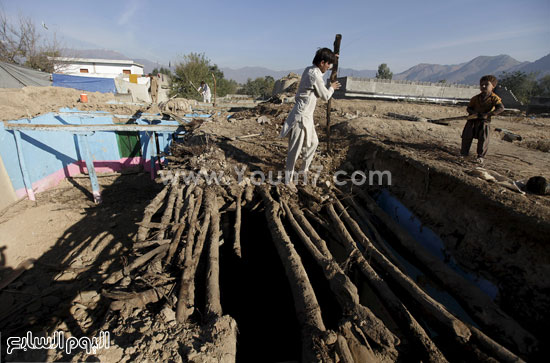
[[52, 57, 144, 79]]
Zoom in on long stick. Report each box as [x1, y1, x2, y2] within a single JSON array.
[[205, 188, 222, 318], [326, 34, 342, 153], [233, 187, 243, 258], [211, 72, 217, 106]]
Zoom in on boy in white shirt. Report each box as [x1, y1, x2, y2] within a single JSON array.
[[198, 81, 211, 103], [280, 48, 341, 187]]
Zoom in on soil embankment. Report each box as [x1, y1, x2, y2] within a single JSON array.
[[335, 99, 549, 339]]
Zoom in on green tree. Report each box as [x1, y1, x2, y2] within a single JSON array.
[[499, 71, 538, 104], [170, 53, 236, 99], [151, 67, 172, 76], [376, 63, 393, 80], [533, 74, 550, 97], [238, 76, 275, 99], [209, 63, 238, 97]]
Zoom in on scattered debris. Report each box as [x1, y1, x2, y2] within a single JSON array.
[[256, 115, 271, 125], [496, 127, 523, 142], [272, 72, 300, 96], [468, 167, 526, 194], [526, 176, 550, 195]]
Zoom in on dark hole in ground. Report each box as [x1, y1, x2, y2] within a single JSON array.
[[219, 209, 300, 362]]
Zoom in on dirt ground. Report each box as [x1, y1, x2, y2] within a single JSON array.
[[0, 86, 155, 122], [0, 91, 549, 361]]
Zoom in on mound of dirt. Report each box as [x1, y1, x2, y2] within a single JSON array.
[[0, 86, 116, 121]]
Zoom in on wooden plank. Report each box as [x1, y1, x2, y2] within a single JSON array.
[[326, 34, 342, 153], [5, 123, 182, 132]]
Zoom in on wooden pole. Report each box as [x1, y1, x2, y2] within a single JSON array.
[[326, 34, 341, 153], [211, 72, 217, 106]]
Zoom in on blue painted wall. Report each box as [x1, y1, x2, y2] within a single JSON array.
[[0, 109, 178, 193]]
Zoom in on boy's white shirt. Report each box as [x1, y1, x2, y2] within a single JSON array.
[[198, 84, 211, 97], [280, 65, 334, 147]]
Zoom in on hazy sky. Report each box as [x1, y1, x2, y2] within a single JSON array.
[[2, 0, 549, 72]]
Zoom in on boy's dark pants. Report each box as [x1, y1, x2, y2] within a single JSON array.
[[461, 119, 490, 157]]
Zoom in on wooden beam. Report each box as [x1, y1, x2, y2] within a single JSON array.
[[4, 123, 182, 133], [326, 34, 342, 153]]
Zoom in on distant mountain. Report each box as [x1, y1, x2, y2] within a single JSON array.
[[394, 63, 463, 83], [134, 59, 166, 75], [339, 68, 377, 79], [444, 55, 527, 84], [221, 66, 376, 83], [394, 54, 548, 84], [61, 48, 550, 84], [514, 53, 550, 78], [221, 67, 302, 83], [62, 48, 131, 60]]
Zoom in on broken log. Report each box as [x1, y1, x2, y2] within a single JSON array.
[[109, 283, 175, 311], [157, 180, 180, 239], [137, 184, 170, 241], [170, 185, 185, 234], [205, 188, 222, 318], [177, 187, 204, 264], [133, 239, 171, 249], [104, 244, 169, 285], [468, 324, 526, 363], [233, 186, 243, 258], [165, 184, 195, 264], [339, 320, 378, 363]]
